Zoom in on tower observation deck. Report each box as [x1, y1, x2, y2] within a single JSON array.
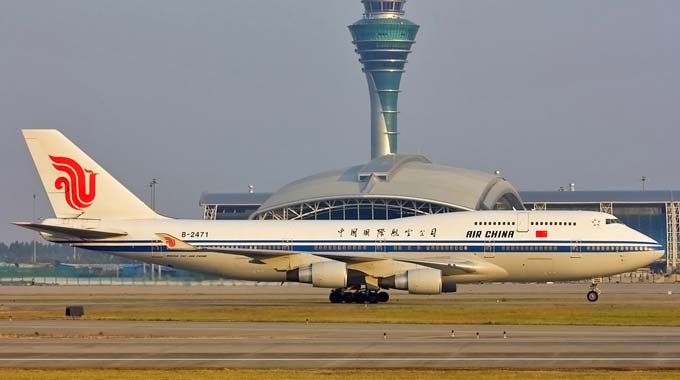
[[349, 0, 419, 159]]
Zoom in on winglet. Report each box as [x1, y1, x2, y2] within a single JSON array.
[[155, 233, 196, 251]]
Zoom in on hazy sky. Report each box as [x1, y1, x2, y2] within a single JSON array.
[[1, 1, 679, 242]]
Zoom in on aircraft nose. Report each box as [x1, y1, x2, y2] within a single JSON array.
[[634, 229, 664, 261], [656, 248, 665, 260], [646, 237, 665, 261]]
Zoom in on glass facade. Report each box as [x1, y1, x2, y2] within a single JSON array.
[[254, 198, 461, 221], [493, 193, 526, 211], [349, 15, 419, 154], [214, 205, 261, 220], [615, 205, 667, 251], [364, 1, 404, 13]]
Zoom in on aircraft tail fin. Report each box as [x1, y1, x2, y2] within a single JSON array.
[[22, 129, 163, 220]]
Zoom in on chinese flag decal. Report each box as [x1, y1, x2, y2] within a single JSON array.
[[536, 230, 548, 238]]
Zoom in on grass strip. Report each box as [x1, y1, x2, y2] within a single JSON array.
[[3, 303, 678, 326], [2, 369, 680, 380]]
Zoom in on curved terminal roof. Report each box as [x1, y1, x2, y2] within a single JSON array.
[[254, 154, 523, 217]]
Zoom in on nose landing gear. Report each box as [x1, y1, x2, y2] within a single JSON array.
[[586, 281, 601, 302], [329, 287, 390, 304]]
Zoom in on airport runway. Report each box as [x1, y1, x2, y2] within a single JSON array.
[[0, 320, 679, 369]]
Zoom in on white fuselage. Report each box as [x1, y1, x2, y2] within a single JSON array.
[[43, 210, 663, 284]]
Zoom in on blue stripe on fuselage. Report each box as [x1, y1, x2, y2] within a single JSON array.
[[75, 241, 663, 254]]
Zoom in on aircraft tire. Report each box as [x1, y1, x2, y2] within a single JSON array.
[[367, 292, 379, 304], [586, 290, 599, 302], [329, 290, 343, 304], [343, 292, 355, 303], [354, 292, 367, 304], [377, 291, 389, 303]]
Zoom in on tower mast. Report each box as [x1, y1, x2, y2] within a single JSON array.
[[349, 0, 419, 158]]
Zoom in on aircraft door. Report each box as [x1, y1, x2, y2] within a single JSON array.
[[151, 243, 163, 258], [483, 240, 495, 258], [570, 241, 582, 258], [517, 212, 529, 232], [375, 239, 385, 254]]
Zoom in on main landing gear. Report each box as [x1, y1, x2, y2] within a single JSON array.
[[586, 282, 601, 302], [329, 287, 389, 304]]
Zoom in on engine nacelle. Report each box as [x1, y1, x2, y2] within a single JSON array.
[[379, 268, 457, 295], [286, 261, 347, 288]]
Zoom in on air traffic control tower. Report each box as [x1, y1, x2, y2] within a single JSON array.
[[201, 0, 526, 223], [349, 0, 419, 159]]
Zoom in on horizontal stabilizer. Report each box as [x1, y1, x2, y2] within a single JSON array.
[[14, 222, 128, 239]]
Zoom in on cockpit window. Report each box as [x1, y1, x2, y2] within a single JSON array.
[[605, 218, 621, 225]]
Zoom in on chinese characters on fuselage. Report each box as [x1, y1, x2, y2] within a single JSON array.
[[338, 227, 437, 238]]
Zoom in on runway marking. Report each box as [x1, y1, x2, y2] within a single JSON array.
[[1, 357, 679, 362]]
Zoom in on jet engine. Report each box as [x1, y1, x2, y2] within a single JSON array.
[[379, 268, 457, 294], [286, 261, 347, 288]]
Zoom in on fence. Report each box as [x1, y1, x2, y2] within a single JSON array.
[[0, 277, 306, 286]]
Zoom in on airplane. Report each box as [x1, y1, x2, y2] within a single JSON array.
[[15, 130, 664, 303]]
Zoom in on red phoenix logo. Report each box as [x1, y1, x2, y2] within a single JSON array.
[[164, 237, 176, 248], [49, 155, 98, 211]]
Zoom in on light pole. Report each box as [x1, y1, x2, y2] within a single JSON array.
[[641, 176, 647, 191], [32, 194, 37, 264], [149, 178, 159, 280], [149, 178, 158, 210]]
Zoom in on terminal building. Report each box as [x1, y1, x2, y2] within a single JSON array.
[[199, 3, 523, 225], [200, 189, 680, 272], [200, 0, 679, 272]]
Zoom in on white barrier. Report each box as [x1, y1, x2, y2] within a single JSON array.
[[0, 276, 308, 286]]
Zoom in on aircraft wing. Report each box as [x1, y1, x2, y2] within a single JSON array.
[[14, 222, 128, 239], [305, 252, 505, 276], [156, 233, 292, 259], [157, 234, 393, 262], [314, 254, 489, 275], [155, 234, 503, 276], [389, 257, 483, 276]]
